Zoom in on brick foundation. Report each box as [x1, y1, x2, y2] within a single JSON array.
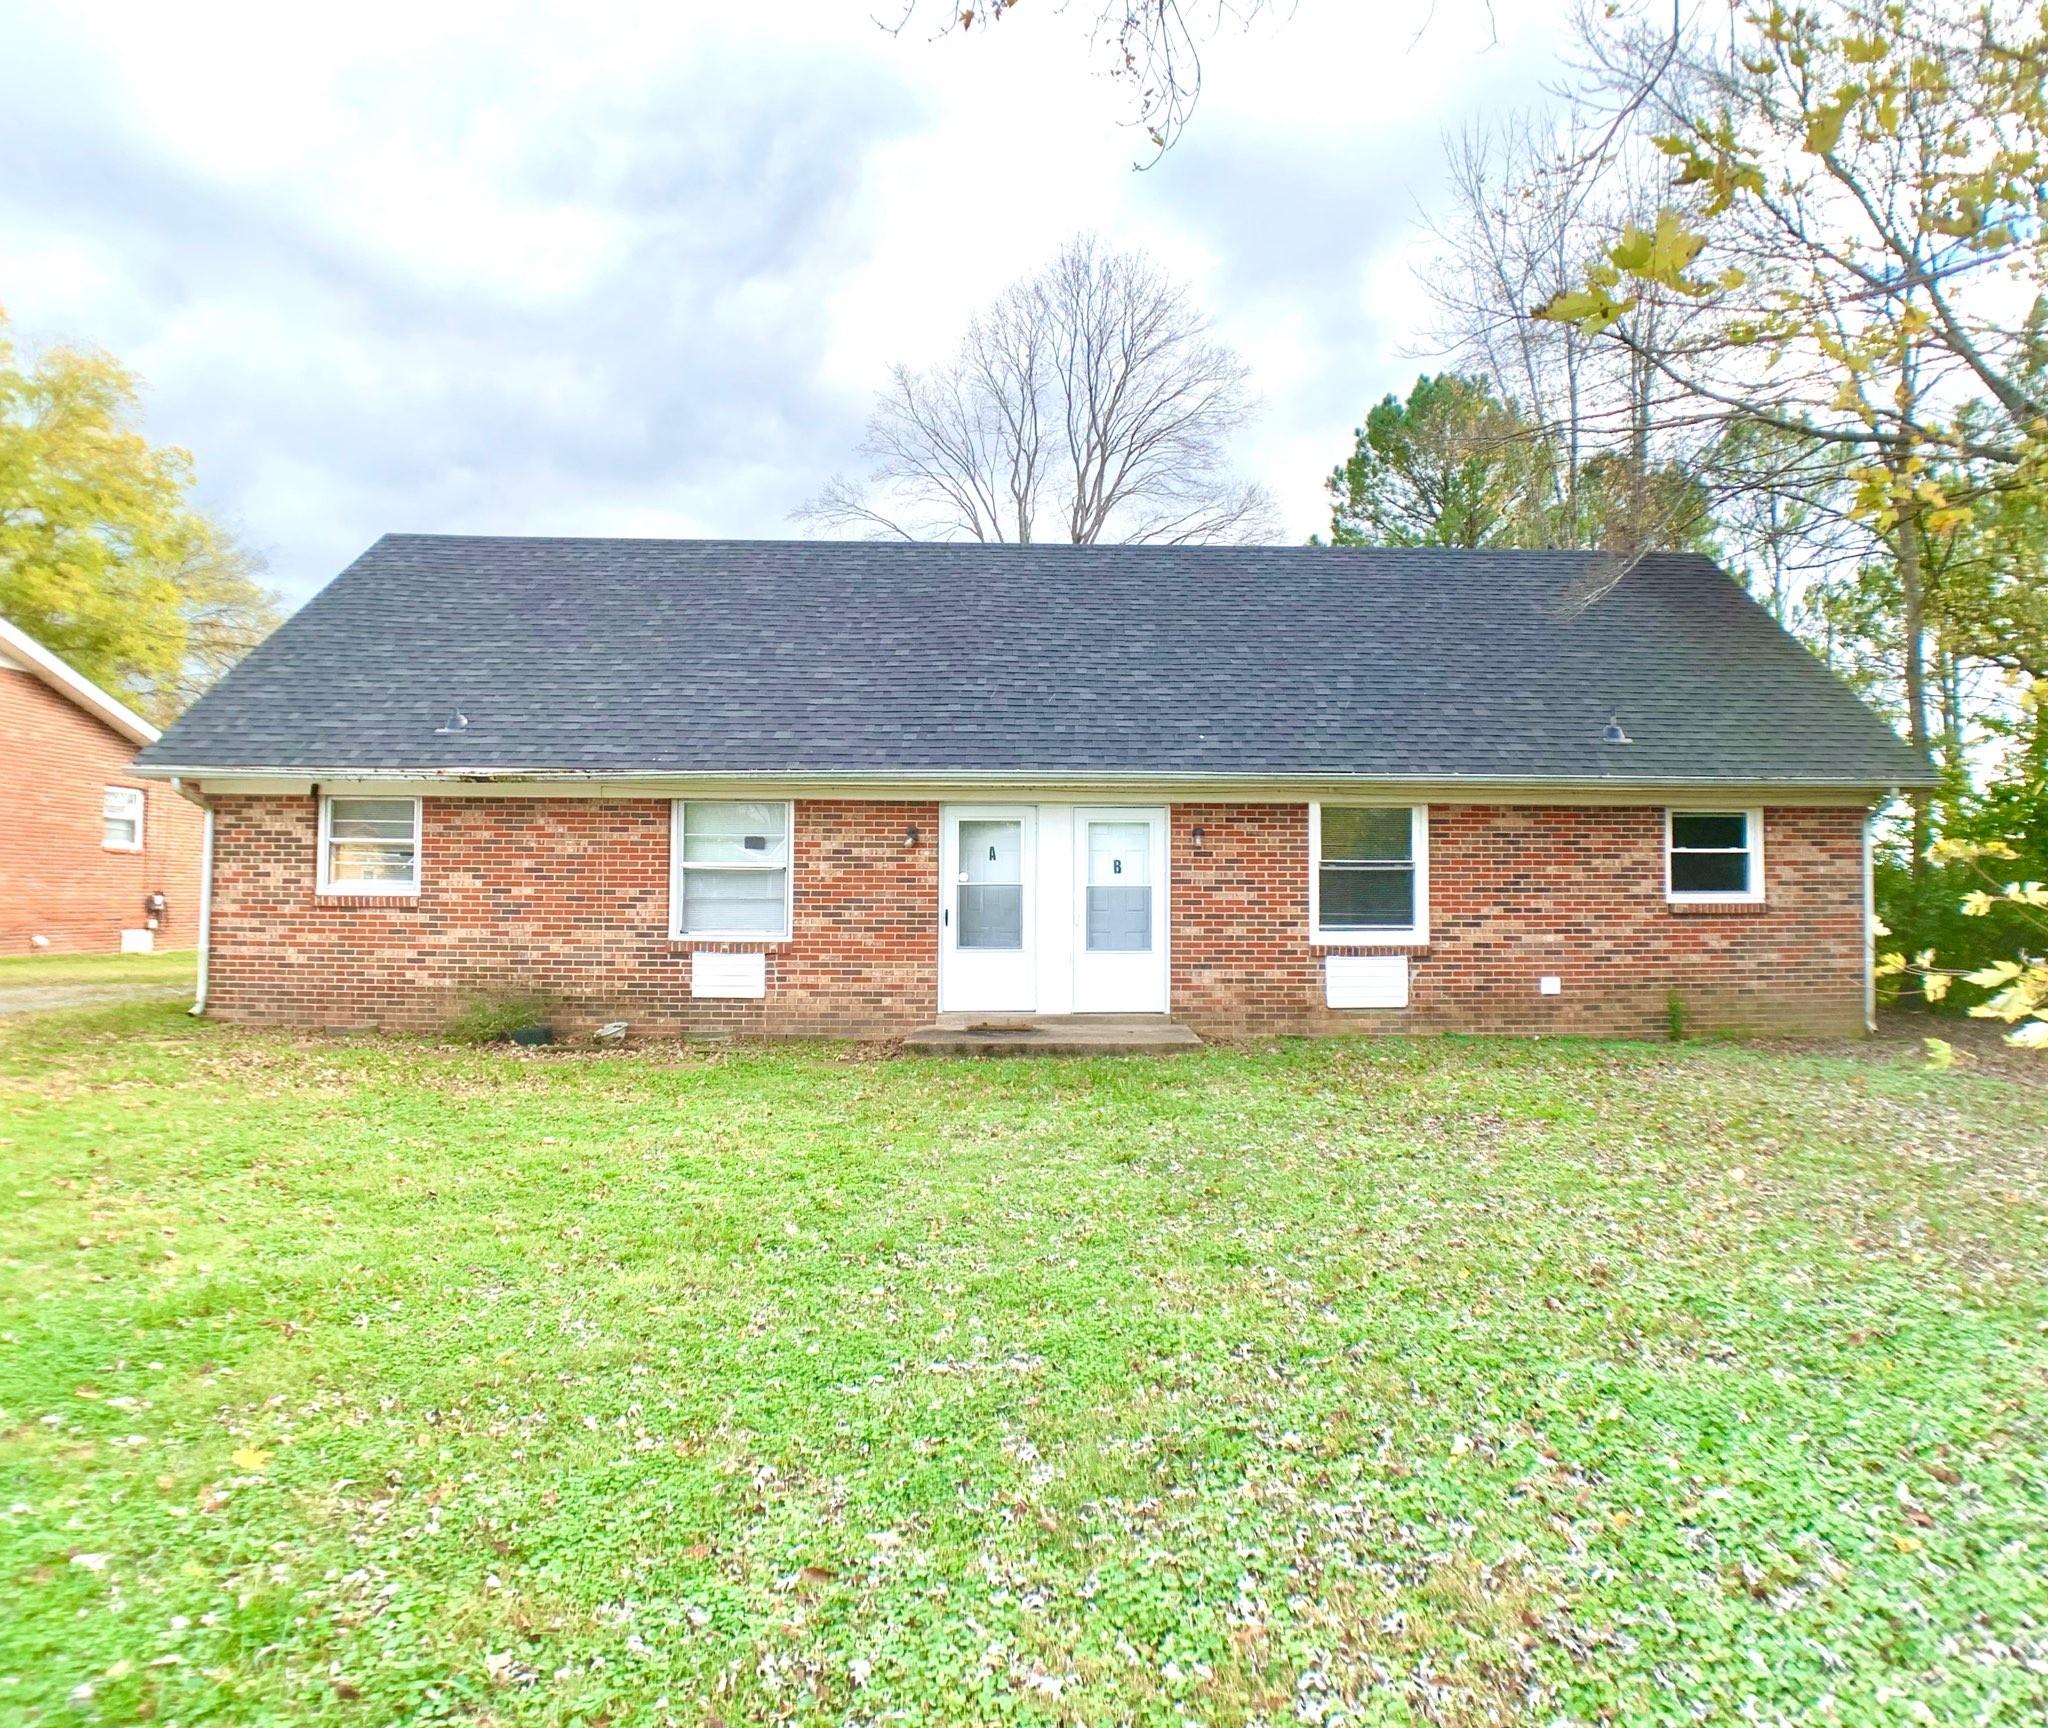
[[201, 794, 1868, 1039], [0, 668, 204, 954]]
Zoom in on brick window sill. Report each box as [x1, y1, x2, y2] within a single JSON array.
[[1666, 900, 1768, 917], [315, 895, 421, 910], [667, 939, 789, 954]]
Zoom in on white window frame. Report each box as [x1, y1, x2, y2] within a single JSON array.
[[1310, 803, 1430, 946], [102, 785, 145, 852], [669, 799, 794, 942], [1665, 808, 1765, 905], [317, 794, 422, 896]]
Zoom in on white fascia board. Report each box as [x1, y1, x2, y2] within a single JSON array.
[[151, 767, 1899, 809], [0, 615, 160, 747]]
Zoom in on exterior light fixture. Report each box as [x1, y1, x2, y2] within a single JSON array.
[[904, 824, 921, 847], [1191, 825, 1206, 851]]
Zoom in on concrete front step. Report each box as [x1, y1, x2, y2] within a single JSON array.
[[903, 1014, 1203, 1056]]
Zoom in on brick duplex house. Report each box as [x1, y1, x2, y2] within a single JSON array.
[[1, 615, 205, 955], [131, 537, 1931, 1040]]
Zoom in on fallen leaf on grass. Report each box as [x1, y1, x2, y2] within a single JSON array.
[[483, 1651, 537, 1687], [231, 1447, 270, 1471]]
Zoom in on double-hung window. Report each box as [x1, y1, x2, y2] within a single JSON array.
[[102, 785, 145, 851], [1311, 804, 1428, 943], [318, 796, 420, 894], [1666, 810, 1763, 903], [670, 801, 791, 940]]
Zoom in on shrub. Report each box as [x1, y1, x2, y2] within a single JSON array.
[[1876, 775, 2048, 1017], [445, 987, 556, 1044], [1877, 831, 2048, 1053]]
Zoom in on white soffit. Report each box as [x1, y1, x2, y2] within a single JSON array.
[[169, 774, 1889, 809]]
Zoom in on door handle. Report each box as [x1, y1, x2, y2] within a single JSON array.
[[943, 908, 950, 926]]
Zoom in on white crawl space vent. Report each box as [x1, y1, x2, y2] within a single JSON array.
[[691, 951, 766, 1000], [1324, 954, 1409, 1010]]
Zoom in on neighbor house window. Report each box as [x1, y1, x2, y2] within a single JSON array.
[[1666, 810, 1763, 903], [318, 796, 420, 894], [1311, 804, 1428, 943], [670, 801, 791, 940], [102, 785, 145, 851]]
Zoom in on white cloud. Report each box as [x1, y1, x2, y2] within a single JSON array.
[[0, 0, 1575, 599]]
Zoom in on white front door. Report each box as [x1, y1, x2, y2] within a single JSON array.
[[939, 806, 1037, 1013], [1071, 807, 1169, 1014]]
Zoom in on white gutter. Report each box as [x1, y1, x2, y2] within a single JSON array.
[[126, 763, 1926, 794], [191, 806, 214, 1018], [1862, 807, 1878, 1034]]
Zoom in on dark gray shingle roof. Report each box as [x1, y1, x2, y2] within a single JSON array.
[[138, 535, 1932, 786]]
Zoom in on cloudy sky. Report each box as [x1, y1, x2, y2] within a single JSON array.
[[2, 0, 1577, 605]]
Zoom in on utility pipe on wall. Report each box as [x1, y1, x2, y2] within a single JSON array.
[[1862, 806, 1878, 1034], [191, 805, 213, 1017]]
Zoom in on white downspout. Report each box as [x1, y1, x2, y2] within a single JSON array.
[[1862, 806, 1877, 1034], [191, 806, 214, 1017]]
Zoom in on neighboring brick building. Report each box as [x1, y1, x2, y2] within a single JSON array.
[[1, 616, 205, 956], [135, 537, 1932, 1041]]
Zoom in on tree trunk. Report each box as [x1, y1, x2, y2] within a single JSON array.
[[1895, 498, 1932, 878]]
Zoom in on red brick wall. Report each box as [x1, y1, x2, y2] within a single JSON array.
[[204, 795, 938, 1036], [1172, 802, 1868, 1037], [202, 793, 1867, 1039], [0, 668, 205, 954]]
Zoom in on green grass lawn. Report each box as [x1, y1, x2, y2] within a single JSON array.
[[1, 1004, 2044, 1726], [0, 950, 196, 990]]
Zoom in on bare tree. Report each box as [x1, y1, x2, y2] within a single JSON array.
[[1422, 96, 1908, 665], [1539, 0, 2048, 860], [1422, 110, 1743, 560], [886, 2, 1298, 156], [798, 237, 1278, 544]]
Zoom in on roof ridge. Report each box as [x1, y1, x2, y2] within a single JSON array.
[[373, 531, 1653, 560]]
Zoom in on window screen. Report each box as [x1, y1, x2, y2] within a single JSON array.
[[675, 802, 789, 937], [1669, 811, 1755, 896], [324, 797, 418, 888], [956, 819, 1023, 950], [102, 786, 144, 850], [1317, 806, 1416, 931], [1085, 821, 1152, 952]]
